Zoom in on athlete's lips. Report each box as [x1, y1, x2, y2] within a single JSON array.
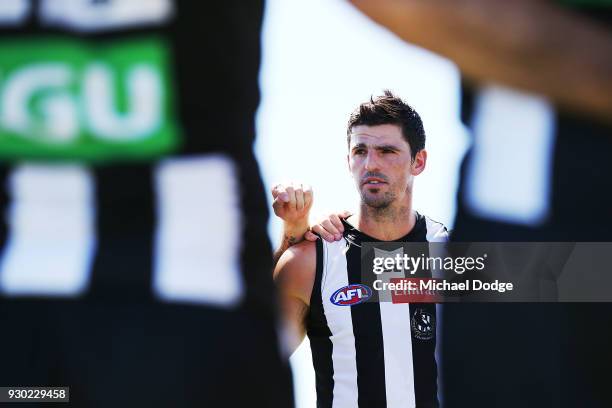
[[361, 176, 388, 186]]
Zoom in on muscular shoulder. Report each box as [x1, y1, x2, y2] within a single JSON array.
[[274, 240, 317, 306]]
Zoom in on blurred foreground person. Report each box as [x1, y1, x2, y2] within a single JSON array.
[[348, 0, 612, 407], [0, 1, 293, 407]]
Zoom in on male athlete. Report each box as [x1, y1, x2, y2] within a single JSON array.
[[273, 91, 448, 408], [345, 1, 612, 407]]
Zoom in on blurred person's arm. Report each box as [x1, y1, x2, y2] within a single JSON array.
[[349, 0, 612, 122]]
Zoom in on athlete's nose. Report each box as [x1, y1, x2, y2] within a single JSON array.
[[364, 150, 380, 172]]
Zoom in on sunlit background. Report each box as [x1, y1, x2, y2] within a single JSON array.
[[255, 0, 470, 406]]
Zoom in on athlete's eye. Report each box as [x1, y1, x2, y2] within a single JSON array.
[[353, 149, 366, 155]]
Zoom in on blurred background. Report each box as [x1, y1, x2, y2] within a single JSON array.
[[255, 0, 468, 406]]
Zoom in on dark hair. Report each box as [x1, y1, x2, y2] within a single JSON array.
[[347, 90, 425, 159]]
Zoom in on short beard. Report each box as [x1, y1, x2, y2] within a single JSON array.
[[359, 183, 412, 223], [360, 188, 396, 209]]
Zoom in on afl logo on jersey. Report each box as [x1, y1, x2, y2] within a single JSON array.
[[330, 284, 372, 306], [411, 308, 435, 340]]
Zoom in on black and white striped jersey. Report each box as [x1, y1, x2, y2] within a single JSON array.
[[0, 0, 274, 312], [306, 213, 449, 408]]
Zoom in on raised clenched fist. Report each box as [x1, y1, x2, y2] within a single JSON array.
[[271, 182, 313, 225]]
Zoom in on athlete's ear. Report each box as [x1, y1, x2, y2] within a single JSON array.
[[347, 153, 351, 172], [411, 149, 427, 176]]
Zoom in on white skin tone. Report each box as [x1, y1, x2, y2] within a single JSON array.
[[272, 124, 426, 351], [271, 182, 314, 267], [347, 124, 426, 240]]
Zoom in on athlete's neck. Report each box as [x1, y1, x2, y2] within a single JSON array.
[[352, 200, 416, 241]]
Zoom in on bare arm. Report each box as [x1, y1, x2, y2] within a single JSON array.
[[274, 241, 317, 354], [349, 0, 612, 122], [271, 183, 313, 268], [273, 221, 311, 268]]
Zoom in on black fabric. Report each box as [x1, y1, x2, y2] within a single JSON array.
[[235, 152, 277, 317], [444, 214, 612, 408], [306, 215, 440, 407], [0, 299, 294, 408], [550, 113, 612, 240], [448, 131, 612, 408], [346, 213, 439, 407], [408, 302, 438, 408], [0, 168, 9, 271], [87, 164, 156, 301], [346, 242, 388, 408], [448, 3, 612, 407], [306, 239, 335, 408], [342, 212, 427, 245]]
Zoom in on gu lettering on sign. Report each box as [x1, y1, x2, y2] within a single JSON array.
[[0, 1, 180, 162], [0, 39, 179, 161]]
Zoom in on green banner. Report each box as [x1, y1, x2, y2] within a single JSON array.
[[0, 36, 181, 163]]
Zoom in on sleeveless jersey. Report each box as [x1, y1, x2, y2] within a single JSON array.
[[0, 0, 273, 312], [307, 213, 449, 408]]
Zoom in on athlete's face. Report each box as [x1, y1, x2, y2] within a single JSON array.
[[348, 124, 426, 209]]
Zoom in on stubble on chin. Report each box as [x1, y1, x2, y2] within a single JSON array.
[[360, 189, 396, 209]]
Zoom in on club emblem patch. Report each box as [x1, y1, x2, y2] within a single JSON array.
[[411, 308, 435, 340]]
